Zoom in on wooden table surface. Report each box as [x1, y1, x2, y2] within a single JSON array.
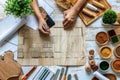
[[0, 0, 120, 79], [22, 0, 120, 80]]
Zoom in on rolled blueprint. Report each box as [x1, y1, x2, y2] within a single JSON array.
[[93, 71, 109, 80], [0, 15, 25, 45]]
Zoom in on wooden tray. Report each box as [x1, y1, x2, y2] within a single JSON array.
[[92, 74, 117, 80], [70, 0, 111, 26]]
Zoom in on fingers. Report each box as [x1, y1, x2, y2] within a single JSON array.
[[64, 21, 73, 29], [63, 18, 69, 26], [44, 24, 50, 32], [63, 11, 67, 18], [63, 17, 74, 29], [38, 25, 50, 35]]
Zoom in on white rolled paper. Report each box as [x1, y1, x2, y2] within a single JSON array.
[[93, 71, 109, 80], [0, 15, 26, 45]]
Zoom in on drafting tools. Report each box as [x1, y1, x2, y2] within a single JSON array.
[[53, 69, 60, 80], [59, 68, 64, 80], [21, 66, 37, 80], [67, 74, 72, 80], [63, 66, 68, 80], [33, 67, 54, 80], [74, 74, 79, 80]]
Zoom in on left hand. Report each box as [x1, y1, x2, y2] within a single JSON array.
[[63, 7, 78, 29]]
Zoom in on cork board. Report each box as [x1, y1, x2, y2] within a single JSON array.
[[18, 25, 86, 66]]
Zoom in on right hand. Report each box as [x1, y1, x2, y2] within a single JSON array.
[[38, 17, 50, 35]]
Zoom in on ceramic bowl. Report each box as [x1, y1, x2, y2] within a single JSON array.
[[99, 45, 112, 59], [99, 60, 110, 72], [114, 45, 120, 59], [96, 31, 109, 46], [111, 59, 120, 73]]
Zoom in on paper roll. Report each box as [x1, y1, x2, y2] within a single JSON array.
[[0, 15, 26, 45], [93, 71, 109, 80]]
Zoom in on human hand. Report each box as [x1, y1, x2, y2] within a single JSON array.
[[38, 17, 50, 35], [63, 7, 78, 29]]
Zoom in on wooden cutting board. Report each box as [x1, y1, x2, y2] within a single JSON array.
[[0, 51, 22, 80], [70, 0, 111, 26]]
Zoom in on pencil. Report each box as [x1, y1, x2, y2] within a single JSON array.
[[21, 66, 37, 80], [63, 66, 68, 80]]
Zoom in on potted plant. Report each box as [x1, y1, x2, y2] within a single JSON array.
[[5, 0, 33, 17], [102, 10, 117, 25], [0, 0, 33, 44]]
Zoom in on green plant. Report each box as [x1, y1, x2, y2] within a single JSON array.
[[102, 10, 117, 24], [5, 0, 33, 17]]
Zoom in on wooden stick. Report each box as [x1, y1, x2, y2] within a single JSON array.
[[21, 66, 37, 80]]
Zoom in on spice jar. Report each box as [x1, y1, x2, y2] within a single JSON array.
[[96, 32, 109, 45]]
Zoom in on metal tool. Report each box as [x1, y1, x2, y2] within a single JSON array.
[[74, 74, 79, 80], [59, 68, 64, 80], [53, 69, 60, 80], [67, 74, 72, 80]]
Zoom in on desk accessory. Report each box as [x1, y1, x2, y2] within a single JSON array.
[[0, 51, 22, 80], [32, 67, 54, 80], [74, 74, 79, 80], [59, 68, 64, 80], [67, 74, 72, 80], [53, 69, 60, 80], [21, 66, 37, 80], [63, 66, 68, 80], [93, 71, 109, 80]]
